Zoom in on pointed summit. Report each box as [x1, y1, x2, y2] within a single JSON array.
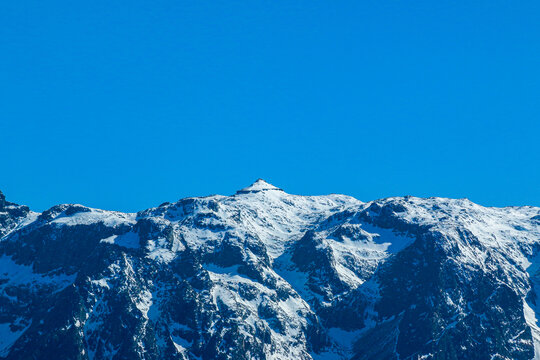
[[236, 179, 284, 194]]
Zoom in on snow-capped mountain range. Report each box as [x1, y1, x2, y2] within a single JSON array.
[[1, 180, 540, 359]]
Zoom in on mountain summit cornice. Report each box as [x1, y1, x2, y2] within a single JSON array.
[[235, 178, 284, 194]]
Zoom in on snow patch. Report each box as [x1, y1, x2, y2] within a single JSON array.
[[100, 232, 139, 249]]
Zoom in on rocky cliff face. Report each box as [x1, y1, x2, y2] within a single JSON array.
[[1, 181, 540, 360]]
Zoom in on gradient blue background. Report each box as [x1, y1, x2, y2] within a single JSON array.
[[1, 1, 539, 211]]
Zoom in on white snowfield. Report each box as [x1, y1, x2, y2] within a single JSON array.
[[1, 180, 540, 359]]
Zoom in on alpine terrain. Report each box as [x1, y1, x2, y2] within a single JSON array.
[[1, 179, 540, 360]]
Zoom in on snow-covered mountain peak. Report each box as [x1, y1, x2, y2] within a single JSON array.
[[236, 178, 284, 194], [3, 187, 540, 359]]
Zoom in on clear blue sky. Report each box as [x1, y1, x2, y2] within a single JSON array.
[[1, 1, 539, 212]]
